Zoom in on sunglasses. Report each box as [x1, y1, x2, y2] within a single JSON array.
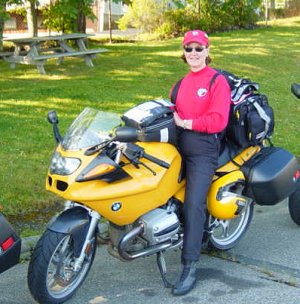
[[184, 46, 206, 53]]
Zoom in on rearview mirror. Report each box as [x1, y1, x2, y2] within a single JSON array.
[[47, 110, 59, 124], [47, 110, 62, 143]]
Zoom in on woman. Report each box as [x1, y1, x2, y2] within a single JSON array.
[[171, 30, 231, 296]]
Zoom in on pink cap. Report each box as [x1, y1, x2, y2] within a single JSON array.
[[183, 30, 209, 47]]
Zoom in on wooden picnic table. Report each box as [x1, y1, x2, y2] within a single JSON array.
[[3, 33, 108, 74]]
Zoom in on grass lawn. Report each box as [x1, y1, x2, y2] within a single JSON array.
[[0, 17, 299, 230]]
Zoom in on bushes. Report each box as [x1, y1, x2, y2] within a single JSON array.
[[118, 0, 163, 33], [265, 0, 300, 20], [154, 8, 202, 39], [42, 0, 96, 33], [119, 0, 263, 39]]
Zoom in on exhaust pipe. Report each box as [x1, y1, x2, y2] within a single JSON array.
[[118, 224, 183, 261]]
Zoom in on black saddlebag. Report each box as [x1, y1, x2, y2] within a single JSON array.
[[241, 147, 300, 205], [0, 214, 21, 274], [121, 99, 177, 145]]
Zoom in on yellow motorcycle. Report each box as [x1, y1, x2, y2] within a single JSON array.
[[27, 99, 300, 304]]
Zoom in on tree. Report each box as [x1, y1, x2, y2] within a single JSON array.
[[0, 0, 22, 49], [42, 0, 95, 33], [0, 0, 6, 50], [24, 0, 37, 37]]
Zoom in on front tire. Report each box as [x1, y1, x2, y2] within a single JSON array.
[[288, 183, 300, 226], [208, 201, 254, 251], [28, 229, 96, 304]]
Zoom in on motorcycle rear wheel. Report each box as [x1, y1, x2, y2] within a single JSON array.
[[288, 183, 300, 226], [208, 201, 254, 251], [28, 229, 96, 304]]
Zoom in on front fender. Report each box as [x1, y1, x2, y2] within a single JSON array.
[[48, 206, 92, 258], [48, 206, 90, 234]]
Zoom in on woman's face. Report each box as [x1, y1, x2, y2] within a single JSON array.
[[183, 42, 209, 72]]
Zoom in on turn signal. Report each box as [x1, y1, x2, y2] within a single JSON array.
[[84, 164, 116, 179], [1, 236, 15, 252], [294, 170, 300, 182]]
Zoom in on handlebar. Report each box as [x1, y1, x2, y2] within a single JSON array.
[[143, 153, 170, 169]]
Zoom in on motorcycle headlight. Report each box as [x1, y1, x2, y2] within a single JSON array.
[[50, 152, 81, 175]]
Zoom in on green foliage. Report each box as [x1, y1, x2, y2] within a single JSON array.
[[6, 6, 27, 16], [42, 1, 77, 32], [118, 0, 163, 32], [42, 0, 95, 33], [155, 8, 205, 38], [1, 0, 23, 49], [222, 0, 261, 28], [120, 0, 263, 37]]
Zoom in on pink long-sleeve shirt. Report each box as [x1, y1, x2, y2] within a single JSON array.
[[174, 66, 231, 133]]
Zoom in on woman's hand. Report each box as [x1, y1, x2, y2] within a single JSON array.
[[173, 112, 182, 126], [174, 112, 192, 130]]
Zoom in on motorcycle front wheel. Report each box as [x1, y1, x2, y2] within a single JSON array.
[[28, 229, 96, 304], [208, 201, 254, 251]]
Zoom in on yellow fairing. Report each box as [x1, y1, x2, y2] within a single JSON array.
[[207, 170, 246, 220], [46, 142, 185, 226]]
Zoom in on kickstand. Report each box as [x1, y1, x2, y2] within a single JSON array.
[[156, 251, 173, 288]]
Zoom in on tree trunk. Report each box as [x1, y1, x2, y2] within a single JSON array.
[[0, 20, 4, 52], [77, 0, 86, 33], [265, 0, 268, 25], [0, 0, 6, 51], [108, 0, 112, 43], [25, 0, 38, 37], [77, 12, 86, 33]]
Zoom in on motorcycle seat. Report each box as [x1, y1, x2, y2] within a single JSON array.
[[217, 140, 241, 168]]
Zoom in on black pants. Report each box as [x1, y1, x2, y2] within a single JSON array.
[[178, 129, 220, 262]]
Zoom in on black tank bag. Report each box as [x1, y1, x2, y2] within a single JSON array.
[[121, 99, 177, 145]]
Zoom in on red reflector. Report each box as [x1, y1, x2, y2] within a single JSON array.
[[294, 170, 300, 181], [1, 237, 15, 251]]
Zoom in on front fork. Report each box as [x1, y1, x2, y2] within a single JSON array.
[[64, 201, 101, 272]]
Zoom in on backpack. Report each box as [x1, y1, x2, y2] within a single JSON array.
[[170, 69, 274, 148]]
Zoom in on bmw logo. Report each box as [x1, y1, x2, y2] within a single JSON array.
[[111, 202, 122, 211]]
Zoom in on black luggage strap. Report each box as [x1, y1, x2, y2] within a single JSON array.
[[252, 100, 272, 136], [170, 78, 183, 104]]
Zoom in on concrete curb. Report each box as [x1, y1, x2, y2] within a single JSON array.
[[20, 236, 39, 260]]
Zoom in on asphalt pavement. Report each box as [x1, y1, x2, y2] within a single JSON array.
[[1, 200, 299, 304]]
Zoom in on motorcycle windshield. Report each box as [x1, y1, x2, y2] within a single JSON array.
[[61, 107, 121, 150]]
